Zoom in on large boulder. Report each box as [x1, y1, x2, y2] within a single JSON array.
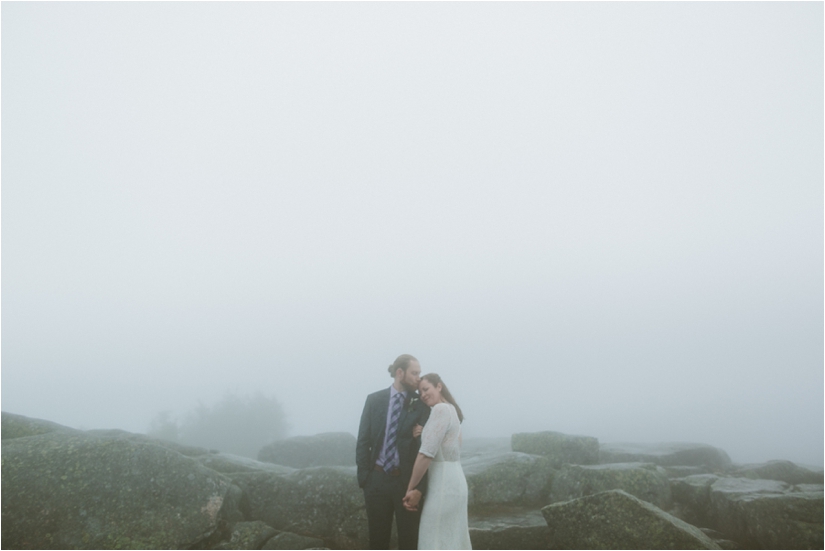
[[1, 411, 81, 440], [2, 428, 241, 549], [87, 428, 215, 457], [670, 474, 720, 527], [599, 442, 732, 472], [229, 466, 366, 549], [728, 460, 824, 485], [549, 462, 672, 510], [541, 490, 721, 549], [197, 452, 297, 475], [258, 432, 356, 468], [511, 431, 599, 467], [463, 451, 556, 510], [709, 477, 823, 549], [461, 437, 512, 461], [469, 508, 550, 549]]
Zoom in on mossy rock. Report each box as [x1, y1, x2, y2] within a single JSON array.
[[511, 431, 599, 468], [709, 477, 823, 549], [550, 462, 672, 510], [229, 466, 366, 549], [2, 428, 238, 549], [464, 452, 556, 510], [541, 490, 720, 549]]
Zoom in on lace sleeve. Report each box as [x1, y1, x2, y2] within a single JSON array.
[[419, 403, 450, 458]]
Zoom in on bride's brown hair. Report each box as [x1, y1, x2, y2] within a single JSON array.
[[421, 373, 464, 423]]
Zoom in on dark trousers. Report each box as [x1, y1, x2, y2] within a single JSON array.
[[363, 469, 421, 550]]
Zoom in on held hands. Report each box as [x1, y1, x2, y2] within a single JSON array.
[[412, 424, 423, 438], [402, 489, 422, 511]]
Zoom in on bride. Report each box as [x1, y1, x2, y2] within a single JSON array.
[[402, 373, 471, 550]]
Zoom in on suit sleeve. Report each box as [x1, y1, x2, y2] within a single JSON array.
[[356, 396, 373, 488]]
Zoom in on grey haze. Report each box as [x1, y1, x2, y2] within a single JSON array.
[[2, 2, 822, 466]]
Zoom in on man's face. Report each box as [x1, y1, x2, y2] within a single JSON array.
[[401, 361, 421, 392]]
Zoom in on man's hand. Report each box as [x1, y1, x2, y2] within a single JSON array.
[[402, 489, 422, 511], [412, 424, 423, 438]]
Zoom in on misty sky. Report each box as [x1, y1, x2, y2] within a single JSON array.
[[2, 2, 822, 466]]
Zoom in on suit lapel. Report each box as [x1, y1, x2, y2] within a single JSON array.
[[375, 388, 391, 441]]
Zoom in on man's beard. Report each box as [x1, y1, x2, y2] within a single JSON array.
[[402, 379, 418, 393]]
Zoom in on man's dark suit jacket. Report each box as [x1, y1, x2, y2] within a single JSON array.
[[356, 387, 431, 491]]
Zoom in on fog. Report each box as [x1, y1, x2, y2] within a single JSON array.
[[2, 2, 822, 466]]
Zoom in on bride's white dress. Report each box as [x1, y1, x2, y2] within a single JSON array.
[[418, 402, 471, 550]]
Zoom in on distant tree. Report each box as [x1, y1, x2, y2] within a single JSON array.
[[146, 392, 288, 458], [147, 410, 179, 442]]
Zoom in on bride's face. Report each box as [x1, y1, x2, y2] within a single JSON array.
[[419, 379, 442, 407]]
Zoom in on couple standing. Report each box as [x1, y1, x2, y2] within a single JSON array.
[[356, 354, 471, 550]]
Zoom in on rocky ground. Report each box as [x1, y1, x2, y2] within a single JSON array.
[[2, 412, 822, 549]]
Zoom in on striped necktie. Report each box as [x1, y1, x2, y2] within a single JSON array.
[[384, 393, 404, 473]]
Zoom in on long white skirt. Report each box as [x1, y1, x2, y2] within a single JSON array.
[[418, 460, 472, 550]]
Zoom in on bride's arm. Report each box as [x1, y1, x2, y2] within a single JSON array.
[[407, 452, 432, 494], [402, 452, 432, 511]]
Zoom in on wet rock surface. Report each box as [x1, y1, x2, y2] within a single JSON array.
[[258, 432, 356, 468], [1, 428, 237, 550], [542, 489, 721, 549], [511, 431, 599, 467], [599, 442, 732, 472], [549, 462, 672, 510]]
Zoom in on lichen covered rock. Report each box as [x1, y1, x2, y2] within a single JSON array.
[[258, 432, 356, 468], [511, 431, 599, 468], [541, 489, 720, 549], [229, 466, 366, 549], [549, 462, 672, 510], [464, 451, 556, 510], [599, 442, 731, 472], [2, 429, 238, 549]]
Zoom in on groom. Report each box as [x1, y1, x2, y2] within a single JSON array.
[[356, 354, 431, 550]]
